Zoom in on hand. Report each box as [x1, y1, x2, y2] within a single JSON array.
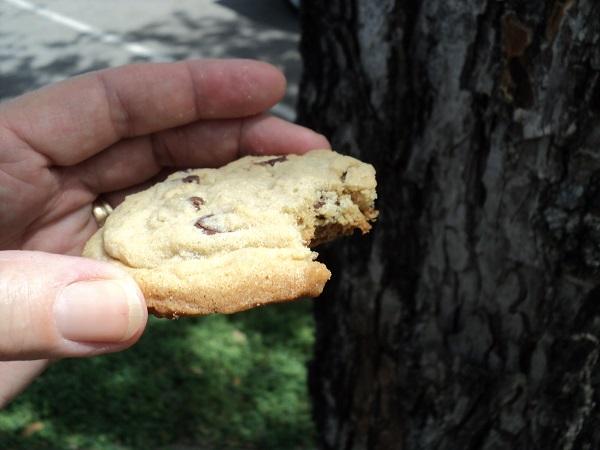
[[0, 59, 330, 407]]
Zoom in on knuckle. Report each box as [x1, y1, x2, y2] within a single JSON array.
[[0, 261, 55, 359], [0, 267, 29, 357]]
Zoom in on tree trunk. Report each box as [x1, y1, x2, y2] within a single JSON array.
[[297, 1, 600, 449]]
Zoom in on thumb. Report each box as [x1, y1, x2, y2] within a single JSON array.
[[0, 250, 147, 360]]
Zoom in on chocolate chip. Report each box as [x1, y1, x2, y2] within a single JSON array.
[[340, 170, 348, 182], [189, 196, 205, 210], [194, 214, 219, 235], [182, 175, 200, 183], [255, 155, 288, 167], [314, 200, 325, 209]]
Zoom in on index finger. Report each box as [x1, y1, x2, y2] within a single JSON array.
[[0, 59, 286, 166]]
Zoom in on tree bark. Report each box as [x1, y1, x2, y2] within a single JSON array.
[[297, 1, 600, 449]]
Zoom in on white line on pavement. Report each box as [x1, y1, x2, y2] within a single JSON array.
[[1, 0, 297, 121], [1, 0, 164, 60]]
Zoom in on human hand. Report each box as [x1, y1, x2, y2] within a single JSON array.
[[0, 59, 330, 407]]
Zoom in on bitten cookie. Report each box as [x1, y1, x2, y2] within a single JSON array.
[[83, 150, 378, 317]]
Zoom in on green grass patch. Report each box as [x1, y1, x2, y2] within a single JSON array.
[[0, 300, 316, 450]]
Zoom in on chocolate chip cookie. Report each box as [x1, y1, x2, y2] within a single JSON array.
[[83, 150, 378, 317]]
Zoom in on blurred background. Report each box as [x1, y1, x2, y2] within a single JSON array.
[[0, 1, 316, 449], [0, 0, 300, 120]]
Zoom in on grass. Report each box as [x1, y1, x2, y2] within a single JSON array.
[[0, 300, 316, 450]]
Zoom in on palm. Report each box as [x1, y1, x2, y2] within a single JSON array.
[[0, 60, 328, 257], [0, 142, 89, 253]]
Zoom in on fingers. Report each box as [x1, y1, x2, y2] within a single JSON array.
[[70, 114, 331, 195], [0, 360, 48, 408], [0, 251, 147, 361], [237, 114, 331, 157], [0, 59, 286, 166]]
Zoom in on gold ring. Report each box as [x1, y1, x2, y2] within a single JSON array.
[[92, 198, 113, 227]]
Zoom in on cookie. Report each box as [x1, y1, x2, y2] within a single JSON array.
[[83, 150, 378, 317]]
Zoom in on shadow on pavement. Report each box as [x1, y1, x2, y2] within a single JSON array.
[[0, 31, 147, 100], [0, 52, 115, 99], [1, 5, 300, 107], [125, 10, 299, 75], [124, 9, 301, 107], [216, 0, 299, 33]]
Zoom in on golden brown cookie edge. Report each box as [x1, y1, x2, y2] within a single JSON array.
[[83, 228, 331, 317]]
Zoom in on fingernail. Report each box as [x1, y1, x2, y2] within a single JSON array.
[[55, 279, 145, 343]]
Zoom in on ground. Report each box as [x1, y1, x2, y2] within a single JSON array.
[[1, 301, 316, 449], [0, 0, 300, 119]]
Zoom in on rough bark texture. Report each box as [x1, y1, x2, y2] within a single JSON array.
[[297, 1, 600, 449]]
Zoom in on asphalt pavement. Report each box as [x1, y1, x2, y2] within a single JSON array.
[[0, 0, 300, 119]]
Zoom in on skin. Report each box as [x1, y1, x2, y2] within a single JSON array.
[[0, 59, 330, 407]]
